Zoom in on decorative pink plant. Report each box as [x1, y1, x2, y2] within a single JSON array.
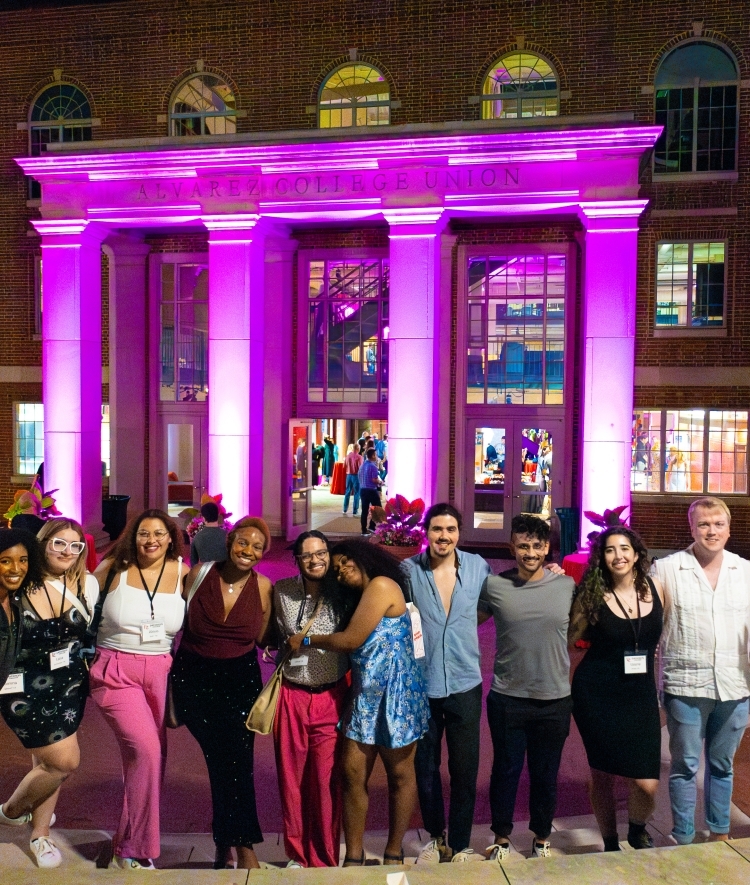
[[371, 495, 426, 547], [584, 505, 629, 543], [4, 476, 61, 524]]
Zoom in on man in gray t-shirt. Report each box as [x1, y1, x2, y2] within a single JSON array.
[[479, 515, 575, 862]]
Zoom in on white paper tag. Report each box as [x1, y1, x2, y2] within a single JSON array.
[[289, 655, 309, 667], [406, 602, 425, 659], [624, 652, 648, 674], [49, 646, 71, 670], [141, 620, 166, 643], [0, 671, 24, 694]]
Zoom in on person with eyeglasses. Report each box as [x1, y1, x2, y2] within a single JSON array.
[[271, 530, 355, 868], [89, 509, 188, 871], [0, 519, 97, 868]]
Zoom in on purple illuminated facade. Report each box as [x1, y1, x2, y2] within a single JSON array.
[[18, 121, 660, 543]]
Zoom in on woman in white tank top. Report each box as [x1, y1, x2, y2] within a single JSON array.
[[89, 509, 188, 871]]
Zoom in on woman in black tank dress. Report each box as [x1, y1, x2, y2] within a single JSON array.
[[569, 526, 665, 853]]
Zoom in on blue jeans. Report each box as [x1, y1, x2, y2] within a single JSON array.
[[665, 693, 749, 843], [342, 474, 360, 514]]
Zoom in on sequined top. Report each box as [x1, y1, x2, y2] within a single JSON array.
[[274, 576, 349, 687]]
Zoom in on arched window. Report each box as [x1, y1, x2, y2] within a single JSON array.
[[169, 73, 237, 136], [481, 52, 559, 120], [654, 41, 738, 174], [318, 64, 390, 129], [28, 83, 93, 198]]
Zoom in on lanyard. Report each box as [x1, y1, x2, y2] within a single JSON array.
[[42, 575, 68, 643], [611, 587, 642, 651], [295, 592, 317, 632], [138, 558, 167, 620]]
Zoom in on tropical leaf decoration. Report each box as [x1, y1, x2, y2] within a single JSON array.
[[372, 495, 426, 547], [4, 476, 61, 524], [584, 505, 629, 543]]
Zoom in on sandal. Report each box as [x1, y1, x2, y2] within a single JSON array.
[[383, 852, 405, 865], [342, 852, 365, 867]]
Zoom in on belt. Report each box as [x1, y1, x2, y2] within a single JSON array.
[[287, 678, 343, 694]]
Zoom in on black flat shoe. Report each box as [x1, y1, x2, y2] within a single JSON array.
[[342, 852, 366, 867]]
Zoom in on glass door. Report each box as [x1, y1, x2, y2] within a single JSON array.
[[164, 413, 207, 513], [466, 418, 564, 543], [287, 420, 314, 541]]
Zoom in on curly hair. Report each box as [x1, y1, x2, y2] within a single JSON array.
[[107, 509, 184, 572], [36, 517, 89, 592], [575, 526, 652, 625], [0, 528, 44, 594], [329, 538, 408, 598]]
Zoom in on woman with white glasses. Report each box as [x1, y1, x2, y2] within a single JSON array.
[[0, 518, 98, 868], [91, 509, 188, 870]]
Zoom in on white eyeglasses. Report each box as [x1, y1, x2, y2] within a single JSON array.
[[49, 538, 86, 555]]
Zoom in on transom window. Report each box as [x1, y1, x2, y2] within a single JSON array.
[[159, 263, 208, 402], [28, 84, 93, 198], [481, 52, 559, 120], [318, 64, 390, 128], [632, 409, 747, 494], [466, 254, 566, 405], [654, 41, 738, 174], [170, 74, 237, 136], [656, 241, 725, 327], [307, 259, 389, 403], [14, 403, 110, 476]]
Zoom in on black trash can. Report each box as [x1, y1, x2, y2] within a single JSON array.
[[554, 507, 580, 560], [102, 495, 131, 541]]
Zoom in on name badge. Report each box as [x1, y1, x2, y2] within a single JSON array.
[[49, 646, 71, 670], [0, 670, 24, 694], [141, 620, 166, 643], [624, 651, 648, 675], [406, 602, 426, 659], [289, 655, 309, 667]]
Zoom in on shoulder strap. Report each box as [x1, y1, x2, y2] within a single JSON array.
[[187, 561, 214, 609], [173, 556, 183, 594], [84, 565, 119, 643]]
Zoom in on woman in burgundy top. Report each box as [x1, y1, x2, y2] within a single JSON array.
[[171, 517, 273, 870]]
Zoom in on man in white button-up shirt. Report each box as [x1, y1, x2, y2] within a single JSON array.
[[652, 497, 750, 845]]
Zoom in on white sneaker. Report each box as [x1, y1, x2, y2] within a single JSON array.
[[30, 836, 62, 868], [286, 860, 304, 868], [531, 840, 552, 858], [0, 803, 31, 826], [452, 848, 483, 862], [486, 842, 510, 865], [417, 835, 451, 863], [109, 856, 156, 870]]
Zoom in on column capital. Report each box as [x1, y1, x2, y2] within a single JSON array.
[[32, 218, 109, 246], [202, 213, 262, 242], [383, 208, 447, 237], [578, 200, 649, 232]]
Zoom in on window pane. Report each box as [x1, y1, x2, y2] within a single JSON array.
[[656, 242, 689, 326], [15, 403, 44, 475], [631, 411, 662, 492], [665, 410, 705, 493], [707, 410, 747, 494], [654, 88, 694, 173], [171, 74, 237, 137], [160, 302, 175, 401], [319, 64, 390, 129], [692, 242, 724, 325], [474, 426, 506, 530], [482, 52, 558, 119]]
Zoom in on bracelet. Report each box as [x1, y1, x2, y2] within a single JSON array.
[[302, 636, 311, 647]]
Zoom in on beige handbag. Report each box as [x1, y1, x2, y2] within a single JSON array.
[[246, 599, 323, 735]]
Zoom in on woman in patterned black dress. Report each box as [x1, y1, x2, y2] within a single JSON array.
[[0, 518, 98, 868], [569, 527, 665, 853]]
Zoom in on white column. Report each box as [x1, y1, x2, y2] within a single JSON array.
[[204, 215, 264, 520], [35, 220, 107, 535], [103, 235, 150, 516], [384, 209, 446, 505], [579, 201, 648, 542]]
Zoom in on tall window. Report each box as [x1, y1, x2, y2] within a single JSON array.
[[28, 84, 93, 198], [481, 52, 559, 119], [170, 74, 237, 136], [14, 403, 110, 476], [654, 41, 738, 174], [160, 263, 208, 402], [656, 241, 725, 327], [307, 259, 389, 403], [318, 64, 390, 128], [466, 254, 566, 405], [632, 409, 747, 494]]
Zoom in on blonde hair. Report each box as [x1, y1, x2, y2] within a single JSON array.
[[36, 517, 89, 593], [688, 496, 731, 528]]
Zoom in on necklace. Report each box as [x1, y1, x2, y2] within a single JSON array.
[[227, 575, 250, 595]]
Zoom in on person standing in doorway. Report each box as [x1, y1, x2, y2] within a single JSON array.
[[403, 503, 491, 863], [652, 497, 750, 845], [357, 449, 382, 536], [480, 515, 575, 863], [342, 444, 363, 518], [190, 502, 228, 567]]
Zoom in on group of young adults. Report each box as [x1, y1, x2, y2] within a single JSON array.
[[0, 493, 745, 871]]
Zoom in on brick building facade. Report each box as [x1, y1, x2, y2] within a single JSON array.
[[2, 0, 748, 554]]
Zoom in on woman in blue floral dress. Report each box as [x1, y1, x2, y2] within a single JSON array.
[[288, 538, 429, 867]]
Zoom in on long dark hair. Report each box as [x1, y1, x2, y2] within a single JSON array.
[[108, 509, 184, 572], [0, 528, 44, 594], [575, 526, 651, 625], [329, 538, 408, 599]]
